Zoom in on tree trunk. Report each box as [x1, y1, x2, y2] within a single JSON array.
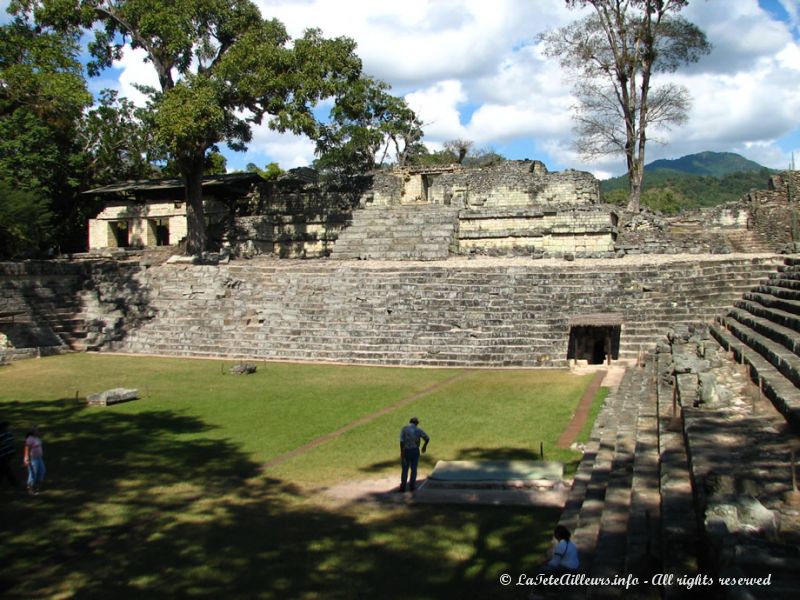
[[182, 154, 207, 255], [627, 161, 643, 212]]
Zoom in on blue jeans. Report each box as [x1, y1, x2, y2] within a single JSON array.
[[401, 447, 420, 489], [27, 457, 45, 488]]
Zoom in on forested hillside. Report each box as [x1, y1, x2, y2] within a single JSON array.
[[600, 152, 775, 213]]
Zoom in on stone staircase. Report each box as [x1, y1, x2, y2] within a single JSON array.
[[105, 257, 780, 367], [557, 360, 671, 599], [664, 322, 800, 598], [711, 257, 800, 432], [7, 273, 87, 351], [331, 204, 459, 260], [725, 229, 773, 253]]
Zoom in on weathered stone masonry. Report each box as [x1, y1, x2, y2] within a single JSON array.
[[87, 256, 780, 367], [0, 260, 151, 360]]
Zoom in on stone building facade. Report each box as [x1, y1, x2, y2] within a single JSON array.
[[86, 173, 261, 250], [227, 160, 615, 258], [86, 161, 613, 258]]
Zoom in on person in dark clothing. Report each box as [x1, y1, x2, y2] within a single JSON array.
[[399, 416, 430, 492]]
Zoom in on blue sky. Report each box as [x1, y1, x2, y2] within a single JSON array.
[[3, 0, 800, 178]]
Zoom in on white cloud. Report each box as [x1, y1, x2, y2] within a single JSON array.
[[684, 0, 793, 74], [115, 47, 160, 107], [256, 0, 576, 84], [405, 80, 468, 140], [246, 123, 317, 169], [93, 0, 800, 173]]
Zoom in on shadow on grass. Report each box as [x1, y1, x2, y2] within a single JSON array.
[[1, 398, 555, 599], [358, 447, 543, 476], [455, 447, 543, 462]]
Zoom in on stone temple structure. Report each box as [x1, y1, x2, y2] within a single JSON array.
[[4, 160, 800, 597]]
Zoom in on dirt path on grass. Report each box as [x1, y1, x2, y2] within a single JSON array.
[[261, 370, 475, 471], [315, 366, 626, 506], [556, 362, 628, 449], [264, 364, 622, 505]]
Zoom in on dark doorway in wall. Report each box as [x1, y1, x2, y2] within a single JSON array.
[[153, 219, 170, 246], [109, 221, 130, 248], [567, 313, 623, 365]]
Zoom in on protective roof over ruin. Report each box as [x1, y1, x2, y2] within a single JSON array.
[[83, 173, 262, 196]]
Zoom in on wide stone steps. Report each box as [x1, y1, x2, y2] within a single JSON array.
[[725, 229, 772, 253], [677, 333, 800, 598], [102, 257, 781, 367], [743, 291, 800, 316], [331, 205, 459, 260], [729, 305, 800, 354], [722, 310, 800, 390], [557, 362, 663, 598], [711, 323, 800, 433]]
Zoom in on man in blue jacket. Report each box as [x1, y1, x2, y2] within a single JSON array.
[[399, 416, 430, 492]]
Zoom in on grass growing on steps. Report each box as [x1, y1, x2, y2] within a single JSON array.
[[1, 353, 599, 599]]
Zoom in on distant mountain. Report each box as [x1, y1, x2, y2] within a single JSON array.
[[601, 152, 775, 213], [643, 151, 766, 177]]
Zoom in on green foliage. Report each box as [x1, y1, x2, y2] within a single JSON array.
[[246, 161, 283, 180], [0, 181, 53, 257], [79, 89, 160, 184], [0, 19, 92, 252], [406, 141, 506, 168], [160, 151, 229, 178], [314, 76, 422, 177], [12, 0, 363, 253], [601, 166, 774, 213]]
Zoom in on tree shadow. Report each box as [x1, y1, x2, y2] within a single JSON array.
[[0, 398, 553, 599], [0, 259, 153, 354], [358, 447, 549, 477], [455, 446, 543, 462]]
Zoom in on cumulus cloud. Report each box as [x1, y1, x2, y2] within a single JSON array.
[[115, 47, 161, 107], [246, 123, 317, 169], [683, 0, 793, 74], [256, 0, 575, 84], [405, 80, 469, 141], [87, 0, 800, 173]]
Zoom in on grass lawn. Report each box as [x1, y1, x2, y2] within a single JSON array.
[[0, 354, 603, 599]]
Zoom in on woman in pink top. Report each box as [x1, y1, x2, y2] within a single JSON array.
[[23, 425, 45, 495]]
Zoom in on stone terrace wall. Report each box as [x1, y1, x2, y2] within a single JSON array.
[[229, 173, 371, 258], [0, 260, 151, 361], [457, 206, 617, 256], [105, 256, 781, 367], [748, 192, 794, 249]]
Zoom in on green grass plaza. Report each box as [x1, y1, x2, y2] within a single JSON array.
[[0, 353, 606, 598]]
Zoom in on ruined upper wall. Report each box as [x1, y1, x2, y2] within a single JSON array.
[[368, 160, 600, 208]]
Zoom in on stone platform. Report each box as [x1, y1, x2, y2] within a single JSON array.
[[426, 459, 564, 488]]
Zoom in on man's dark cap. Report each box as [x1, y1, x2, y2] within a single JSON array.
[[409, 416, 419, 424]]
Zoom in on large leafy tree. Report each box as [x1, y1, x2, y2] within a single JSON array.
[[0, 18, 92, 254], [314, 76, 423, 178], [79, 89, 160, 185], [0, 182, 53, 258], [541, 0, 710, 211], [12, 0, 362, 254]]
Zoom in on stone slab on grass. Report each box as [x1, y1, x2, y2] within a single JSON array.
[[428, 460, 564, 482], [87, 387, 140, 406]]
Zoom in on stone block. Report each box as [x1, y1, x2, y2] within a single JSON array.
[[87, 388, 140, 406]]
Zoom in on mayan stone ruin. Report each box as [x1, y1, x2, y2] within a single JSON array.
[[4, 160, 800, 597]]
